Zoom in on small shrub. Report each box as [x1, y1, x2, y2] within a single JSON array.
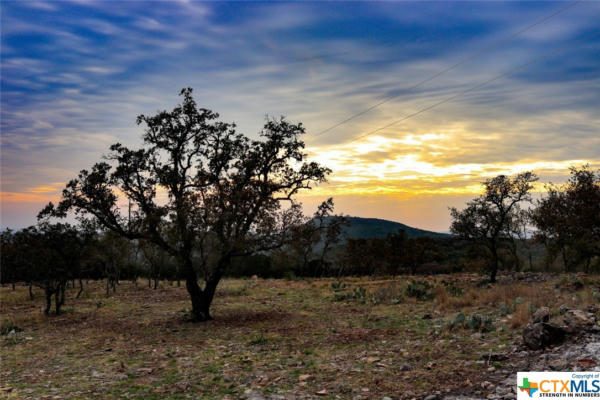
[[370, 285, 402, 305], [405, 280, 434, 301], [249, 332, 268, 346], [448, 312, 494, 332], [448, 312, 466, 330], [510, 302, 530, 328], [331, 281, 349, 291], [334, 286, 368, 303], [499, 302, 511, 315], [0, 320, 22, 336], [465, 313, 482, 331], [441, 281, 464, 297]]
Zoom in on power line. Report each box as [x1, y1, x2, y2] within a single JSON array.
[[313, 0, 581, 138], [345, 31, 598, 145]]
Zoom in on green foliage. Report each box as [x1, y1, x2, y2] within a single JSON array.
[[405, 279, 434, 300], [441, 281, 463, 297], [448, 312, 494, 332], [333, 285, 368, 303], [512, 297, 524, 308], [0, 320, 23, 336], [331, 280, 349, 291], [248, 332, 268, 346], [369, 285, 403, 305], [448, 312, 466, 330]]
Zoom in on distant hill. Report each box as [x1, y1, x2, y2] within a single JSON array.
[[338, 216, 450, 240]]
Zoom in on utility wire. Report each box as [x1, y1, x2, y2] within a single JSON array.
[[313, 0, 581, 138], [345, 31, 598, 145]]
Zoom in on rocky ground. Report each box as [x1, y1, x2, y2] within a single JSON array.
[[441, 307, 600, 400], [1, 274, 599, 399]]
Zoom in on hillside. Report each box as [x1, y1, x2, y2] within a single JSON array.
[[339, 216, 450, 240]]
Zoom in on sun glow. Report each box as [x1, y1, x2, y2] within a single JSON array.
[[305, 133, 597, 198]]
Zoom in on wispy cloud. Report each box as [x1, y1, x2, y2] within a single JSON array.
[[1, 1, 599, 230]]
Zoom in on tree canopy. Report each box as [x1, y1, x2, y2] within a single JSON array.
[[42, 88, 331, 321], [449, 172, 538, 282]]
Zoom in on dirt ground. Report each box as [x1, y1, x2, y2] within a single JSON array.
[[1, 274, 599, 399]]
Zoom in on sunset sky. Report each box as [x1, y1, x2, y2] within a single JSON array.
[[1, 1, 599, 232]]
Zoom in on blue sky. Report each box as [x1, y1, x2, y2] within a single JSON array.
[[1, 1, 599, 231]]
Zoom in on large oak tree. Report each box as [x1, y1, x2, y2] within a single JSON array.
[[43, 88, 330, 321]]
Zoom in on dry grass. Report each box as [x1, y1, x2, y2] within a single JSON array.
[[0, 274, 597, 399], [509, 302, 531, 329]]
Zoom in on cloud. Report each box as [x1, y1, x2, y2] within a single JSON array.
[[1, 1, 599, 229]]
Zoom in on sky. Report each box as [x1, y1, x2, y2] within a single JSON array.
[[1, 1, 599, 232]]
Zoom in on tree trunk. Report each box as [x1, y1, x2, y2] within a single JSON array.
[[490, 246, 499, 283], [511, 240, 521, 272], [183, 257, 211, 321], [55, 283, 65, 315], [55, 290, 61, 314], [29, 283, 34, 300], [76, 278, 84, 299], [44, 288, 53, 315], [562, 248, 570, 272]]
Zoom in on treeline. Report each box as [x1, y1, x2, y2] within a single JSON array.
[[2, 165, 597, 315], [1, 89, 598, 321], [0, 224, 183, 314], [450, 165, 600, 282]]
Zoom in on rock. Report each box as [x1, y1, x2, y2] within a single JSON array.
[[245, 389, 266, 400], [480, 353, 508, 362], [522, 323, 566, 350], [563, 309, 596, 331], [549, 358, 569, 370], [532, 307, 550, 323], [559, 304, 569, 315], [398, 363, 412, 371], [585, 342, 600, 355]]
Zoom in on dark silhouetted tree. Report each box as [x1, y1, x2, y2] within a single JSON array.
[[449, 172, 538, 282], [42, 88, 329, 321], [289, 198, 348, 276], [531, 165, 600, 272]]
